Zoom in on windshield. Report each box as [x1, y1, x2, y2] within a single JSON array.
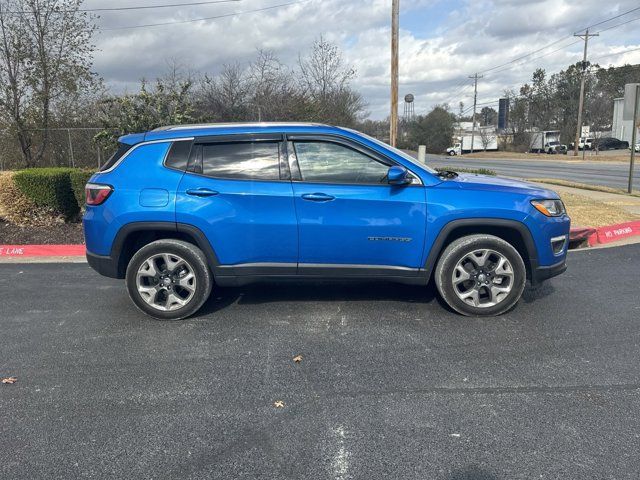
[[346, 129, 438, 174]]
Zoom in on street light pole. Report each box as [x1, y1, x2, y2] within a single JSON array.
[[628, 84, 639, 194], [390, 0, 399, 147]]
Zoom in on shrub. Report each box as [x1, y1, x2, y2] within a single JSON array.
[[436, 166, 497, 176], [13, 168, 79, 220], [0, 171, 61, 226], [69, 169, 95, 209]]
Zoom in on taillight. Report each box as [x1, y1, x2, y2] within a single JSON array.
[[85, 183, 113, 206]]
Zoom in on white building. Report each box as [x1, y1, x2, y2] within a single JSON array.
[[612, 83, 640, 144]]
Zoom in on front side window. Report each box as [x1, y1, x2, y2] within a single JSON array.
[[201, 142, 280, 180], [293, 141, 390, 184]]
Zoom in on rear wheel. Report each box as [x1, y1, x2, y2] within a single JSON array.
[[125, 239, 212, 320], [435, 234, 526, 316]]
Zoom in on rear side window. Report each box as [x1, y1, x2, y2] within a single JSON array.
[[201, 142, 280, 180], [100, 142, 132, 171], [164, 140, 193, 171]]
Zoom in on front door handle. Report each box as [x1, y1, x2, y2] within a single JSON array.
[[301, 193, 335, 202], [186, 188, 219, 197]]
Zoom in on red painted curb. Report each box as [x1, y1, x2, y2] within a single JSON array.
[[587, 221, 640, 246], [0, 245, 85, 257]]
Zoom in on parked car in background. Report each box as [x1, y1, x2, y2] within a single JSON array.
[[569, 137, 593, 150], [597, 137, 629, 150], [83, 123, 570, 320], [630, 143, 640, 153]]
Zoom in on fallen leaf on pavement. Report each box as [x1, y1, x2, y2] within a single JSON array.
[[1, 377, 17, 384], [273, 400, 285, 408], [293, 354, 303, 363]]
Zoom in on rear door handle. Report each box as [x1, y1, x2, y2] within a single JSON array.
[[186, 188, 219, 197], [301, 193, 335, 202]]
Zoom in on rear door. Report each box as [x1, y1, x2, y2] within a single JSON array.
[[287, 135, 427, 273], [175, 134, 297, 272]]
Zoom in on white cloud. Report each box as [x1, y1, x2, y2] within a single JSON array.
[[89, 0, 640, 119]]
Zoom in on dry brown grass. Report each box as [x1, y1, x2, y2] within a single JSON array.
[[559, 191, 640, 227], [0, 171, 61, 226], [528, 178, 640, 198]]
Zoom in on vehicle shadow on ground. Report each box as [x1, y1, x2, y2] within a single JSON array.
[[196, 279, 555, 317], [198, 280, 440, 315]]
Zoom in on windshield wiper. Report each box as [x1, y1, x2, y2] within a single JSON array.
[[437, 170, 458, 179]]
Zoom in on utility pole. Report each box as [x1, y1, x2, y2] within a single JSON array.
[[628, 84, 639, 193], [390, 0, 399, 147], [573, 28, 598, 157], [469, 73, 482, 154]]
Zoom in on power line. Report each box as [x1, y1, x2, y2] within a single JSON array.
[[446, 5, 640, 87], [1, 0, 242, 14], [591, 45, 640, 62], [101, 0, 311, 30]]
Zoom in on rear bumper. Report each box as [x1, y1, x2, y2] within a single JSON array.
[[86, 250, 121, 279], [530, 259, 567, 286]]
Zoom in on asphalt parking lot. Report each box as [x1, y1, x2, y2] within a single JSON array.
[[2, 244, 640, 479]]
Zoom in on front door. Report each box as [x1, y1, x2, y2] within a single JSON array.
[[288, 138, 427, 272], [175, 136, 297, 271]]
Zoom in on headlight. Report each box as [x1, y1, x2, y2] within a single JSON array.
[[531, 199, 566, 217]]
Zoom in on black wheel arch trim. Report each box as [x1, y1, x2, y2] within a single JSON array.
[[105, 221, 220, 278], [423, 218, 539, 280]]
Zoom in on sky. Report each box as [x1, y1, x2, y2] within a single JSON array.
[[90, 0, 640, 119]]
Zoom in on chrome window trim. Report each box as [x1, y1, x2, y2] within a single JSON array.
[[99, 137, 195, 174]]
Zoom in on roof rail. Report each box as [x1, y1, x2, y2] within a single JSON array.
[[151, 122, 330, 132]]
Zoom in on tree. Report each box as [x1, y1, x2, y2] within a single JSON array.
[[480, 106, 497, 126], [408, 105, 455, 153], [478, 128, 496, 151], [0, 0, 97, 167], [95, 71, 195, 149], [297, 36, 365, 126]]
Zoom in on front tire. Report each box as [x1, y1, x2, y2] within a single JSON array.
[[434, 234, 526, 316], [125, 239, 213, 320]]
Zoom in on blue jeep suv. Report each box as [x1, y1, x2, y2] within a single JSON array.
[[83, 123, 570, 320]]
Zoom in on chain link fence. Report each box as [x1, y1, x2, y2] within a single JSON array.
[[0, 127, 111, 171]]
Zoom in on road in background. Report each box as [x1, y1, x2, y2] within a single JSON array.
[[421, 153, 640, 190], [2, 245, 640, 478]]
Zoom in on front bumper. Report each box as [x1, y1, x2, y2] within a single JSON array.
[[530, 258, 567, 286]]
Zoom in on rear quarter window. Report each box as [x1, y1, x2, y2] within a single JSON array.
[[164, 140, 193, 171], [100, 143, 133, 171]]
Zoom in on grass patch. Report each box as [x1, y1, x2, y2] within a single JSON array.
[[436, 166, 497, 176], [560, 191, 640, 227], [459, 151, 631, 162]]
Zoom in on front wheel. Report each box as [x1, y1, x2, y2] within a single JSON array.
[[125, 239, 213, 320], [434, 234, 526, 316]]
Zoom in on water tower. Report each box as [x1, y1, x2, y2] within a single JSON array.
[[403, 94, 415, 121]]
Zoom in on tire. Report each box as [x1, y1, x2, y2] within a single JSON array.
[[125, 239, 213, 320], [448, 150, 456, 156], [434, 234, 526, 317]]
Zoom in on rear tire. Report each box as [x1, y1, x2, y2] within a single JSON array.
[[125, 239, 212, 320], [434, 234, 526, 317]]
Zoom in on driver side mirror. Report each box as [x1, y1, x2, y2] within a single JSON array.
[[387, 165, 411, 185]]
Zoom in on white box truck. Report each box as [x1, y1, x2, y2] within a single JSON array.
[[529, 131, 567, 154]]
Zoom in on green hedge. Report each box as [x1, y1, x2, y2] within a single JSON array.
[[69, 169, 95, 209], [12, 168, 95, 221]]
